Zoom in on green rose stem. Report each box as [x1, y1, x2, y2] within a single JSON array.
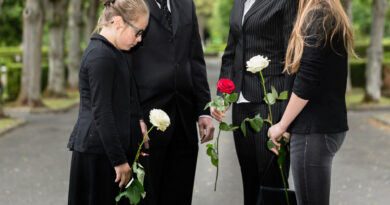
[[214, 128, 222, 191], [115, 125, 155, 205], [134, 125, 154, 163], [259, 72, 273, 124], [259, 71, 289, 205]]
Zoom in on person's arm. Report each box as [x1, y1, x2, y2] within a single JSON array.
[[87, 53, 128, 167], [268, 13, 327, 154], [189, 1, 214, 143], [189, 1, 211, 117]]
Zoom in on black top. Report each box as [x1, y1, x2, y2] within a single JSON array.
[[287, 6, 349, 134], [68, 34, 142, 167], [130, 0, 211, 147], [219, 0, 298, 102]]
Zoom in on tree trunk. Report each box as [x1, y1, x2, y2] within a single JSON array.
[[0, 0, 3, 8], [19, 0, 45, 107], [68, 0, 84, 90], [341, 0, 353, 92], [198, 14, 206, 46], [46, 0, 69, 98], [364, 0, 388, 102], [85, 0, 99, 44]]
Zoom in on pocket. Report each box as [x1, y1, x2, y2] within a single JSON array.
[[325, 132, 346, 155]]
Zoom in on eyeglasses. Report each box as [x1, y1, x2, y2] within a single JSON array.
[[123, 18, 144, 38]]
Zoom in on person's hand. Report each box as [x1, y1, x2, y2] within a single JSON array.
[[139, 120, 150, 150], [198, 117, 215, 144], [210, 105, 229, 122], [114, 162, 132, 188], [268, 123, 289, 155]]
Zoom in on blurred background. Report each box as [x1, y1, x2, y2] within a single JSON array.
[[0, 0, 389, 204]]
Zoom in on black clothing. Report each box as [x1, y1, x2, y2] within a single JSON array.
[[68, 34, 141, 167], [130, 0, 211, 204], [220, 0, 297, 102], [219, 0, 298, 204], [68, 151, 130, 205], [68, 34, 143, 205], [288, 8, 349, 134]]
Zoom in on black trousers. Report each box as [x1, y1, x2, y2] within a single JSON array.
[[142, 115, 199, 205], [68, 151, 129, 205], [232, 102, 290, 205]]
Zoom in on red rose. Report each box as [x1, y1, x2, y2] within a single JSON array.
[[217, 79, 235, 94]]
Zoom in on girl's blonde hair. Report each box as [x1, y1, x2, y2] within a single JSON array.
[[284, 0, 356, 74], [92, 0, 149, 34]]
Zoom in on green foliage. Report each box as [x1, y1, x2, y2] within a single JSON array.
[[240, 114, 264, 136], [352, 0, 390, 40], [0, 62, 49, 101], [208, 0, 234, 44], [206, 143, 218, 167], [0, 0, 24, 46], [115, 178, 145, 205], [194, 0, 215, 17]]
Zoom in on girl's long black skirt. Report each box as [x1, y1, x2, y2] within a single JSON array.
[[68, 151, 130, 205]]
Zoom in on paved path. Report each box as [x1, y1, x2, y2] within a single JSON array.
[[0, 58, 389, 205]]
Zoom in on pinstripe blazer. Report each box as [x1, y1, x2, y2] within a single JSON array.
[[219, 0, 297, 102]]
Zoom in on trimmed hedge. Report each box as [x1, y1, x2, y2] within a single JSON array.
[[350, 59, 390, 88], [354, 42, 390, 58], [1, 63, 49, 101]]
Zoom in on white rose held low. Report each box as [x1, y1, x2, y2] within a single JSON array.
[[246, 55, 270, 74], [149, 109, 170, 131]]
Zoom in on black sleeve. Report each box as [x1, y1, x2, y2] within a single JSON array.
[[292, 13, 328, 100], [190, 1, 211, 116], [87, 53, 128, 167], [219, 28, 236, 82]]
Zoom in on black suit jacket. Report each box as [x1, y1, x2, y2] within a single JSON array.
[[130, 0, 211, 147], [220, 0, 297, 102], [68, 34, 142, 167]]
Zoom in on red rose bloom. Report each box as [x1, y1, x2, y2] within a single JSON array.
[[217, 79, 235, 94]]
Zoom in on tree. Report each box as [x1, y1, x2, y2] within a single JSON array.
[[19, 0, 46, 107], [194, 0, 215, 43], [45, 0, 69, 97], [364, 0, 388, 102], [68, 0, 85, 90], [0, 0, 24, 46], [341, 0, 353, 92], [85, 0, 99, 44], [209, 0, 234, 45]]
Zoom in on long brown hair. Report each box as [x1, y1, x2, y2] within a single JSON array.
[[284, 0, 356, 74], [92, 0, 149, 34]]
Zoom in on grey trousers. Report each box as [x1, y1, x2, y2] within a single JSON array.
[[291, 132, 346, 205]]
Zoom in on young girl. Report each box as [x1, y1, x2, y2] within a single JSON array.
[[268, 0, 355, 204], [67, 0, 149, 204]]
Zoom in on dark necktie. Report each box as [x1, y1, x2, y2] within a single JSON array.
[[156, 0, 172, 30]]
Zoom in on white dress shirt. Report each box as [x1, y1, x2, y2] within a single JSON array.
[[155, 0, 171, 12], [237, 0, 256, 104]]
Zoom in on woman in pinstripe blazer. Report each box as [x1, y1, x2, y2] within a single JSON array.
[[211, 0, 298, 204]]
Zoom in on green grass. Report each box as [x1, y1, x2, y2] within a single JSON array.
[[346, 89, 390, 107], [0, 118, 19, 130], [42, 90, 79, 110]]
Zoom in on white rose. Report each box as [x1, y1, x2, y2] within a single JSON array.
[[246, 55, 270, 74], [149, 109, 170, 132]]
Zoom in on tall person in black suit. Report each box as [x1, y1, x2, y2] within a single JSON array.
[[129, 0, 214, 204], [211, 0, 298, 204]]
